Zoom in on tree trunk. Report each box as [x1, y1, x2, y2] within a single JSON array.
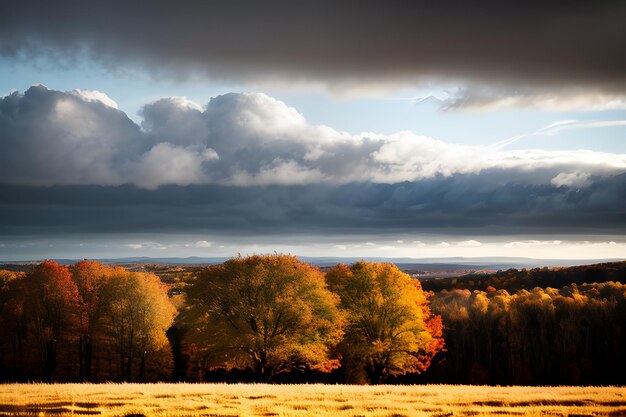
[[139, 352, 146, 382], [12, 333, 17, 381], [366, 360, 385, 384], [79, 336, 84, 381], [85, 336, 93, 382], [126, 356, 133, 381], [45, 339, 57, 382], [120, 354, 125, 382], [254, 350, 271, 382]]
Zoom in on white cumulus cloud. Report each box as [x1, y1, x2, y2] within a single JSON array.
[[457, 240, 482, 247], [551, 172, 592, 188], [1, 86, 625, 189], [130, 144, 219, 189], [185, 240, 212, 248], [71, 89, 119, 109]]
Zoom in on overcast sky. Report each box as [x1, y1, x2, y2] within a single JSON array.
[[0, 0, 625, 261]]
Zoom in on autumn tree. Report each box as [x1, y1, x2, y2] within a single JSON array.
[[20, 261, 81, 381], [99, 270, 176, 381], [327, 261, 444, 384], [0, 270, 26, 380], [183, 255, 344, 381], [69, 260, 116, 381]]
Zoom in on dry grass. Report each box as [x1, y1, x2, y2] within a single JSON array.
[[0, 383, 624, 417]]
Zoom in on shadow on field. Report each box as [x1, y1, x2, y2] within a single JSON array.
[[473, 400, 626, 407], [0, 403, 101, 415]]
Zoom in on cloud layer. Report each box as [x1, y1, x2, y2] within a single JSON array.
[[2, 1, 626, 106], [1, 86, 625, 190], [1, 86, 625, 238], [1, 173, 626, 237]]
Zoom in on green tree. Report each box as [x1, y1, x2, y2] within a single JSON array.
[[327, 261, 444, 383], [184, 254, 344, 381]]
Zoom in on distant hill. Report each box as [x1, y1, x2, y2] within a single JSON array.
[[420, 260, 626, 292], [2, 257, 625, 295], [2, 255, 623, 273]]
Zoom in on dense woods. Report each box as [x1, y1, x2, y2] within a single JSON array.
[[0, 261, 176, 382], [428, 282, 626, 385], [0, 256, 441, 383], [421, 261, 626, 293], [0, 257, 625, 384]]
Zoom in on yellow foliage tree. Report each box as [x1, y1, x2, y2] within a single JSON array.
[[327, 261, 444, 383], [184, 255, 344, 381], [99, 270, 176, 381]]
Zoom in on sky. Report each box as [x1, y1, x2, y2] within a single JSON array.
[[0, 0, 625, 261]]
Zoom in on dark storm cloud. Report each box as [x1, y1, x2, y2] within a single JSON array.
[[1, 173, 626, 237], [1, 1, 626, 99]]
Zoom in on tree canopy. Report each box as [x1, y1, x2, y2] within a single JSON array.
[[99, 270, 177, 381], [183, 254, 344, 380], [2, 257, 624, 385], [70, 260, 116, 381], [429, 282, 626, 384], [21, 261, 81, 381], [327, 261, 444, 383]]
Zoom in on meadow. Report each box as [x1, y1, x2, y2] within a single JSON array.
[[0, 383, 624, 417]]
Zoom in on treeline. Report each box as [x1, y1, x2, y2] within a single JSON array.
[[428, 283, 626, 385], [2, 257, 625, 385], [0, 256, 443, 383], [421, 261, 626, 293]]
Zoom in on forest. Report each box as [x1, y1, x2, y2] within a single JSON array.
[[428, 282, 626, 385], [0, 257, 624, 385], [421, 261, 626, 293]]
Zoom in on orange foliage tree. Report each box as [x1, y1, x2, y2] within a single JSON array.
[[20, 261, 81, 381], [0, 261, 176, 382], [0, 270, 26, 380], [69, 260, 116, 381]]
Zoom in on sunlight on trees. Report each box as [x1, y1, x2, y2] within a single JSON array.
[[327, 261, 444, 383], [183, 255, 344, 381], [1, 258, 625, 384], [70, 260, 116, 381], [100, 270, 177, 381], [430, 282, 626, 384], [0, 261, 176, 382], [21, 261, 81, 381]]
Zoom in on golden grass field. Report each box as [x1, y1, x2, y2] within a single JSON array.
[[0, 383, 624, 417]]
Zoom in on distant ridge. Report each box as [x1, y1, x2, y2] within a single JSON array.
[[2, 256, 624, 271]]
